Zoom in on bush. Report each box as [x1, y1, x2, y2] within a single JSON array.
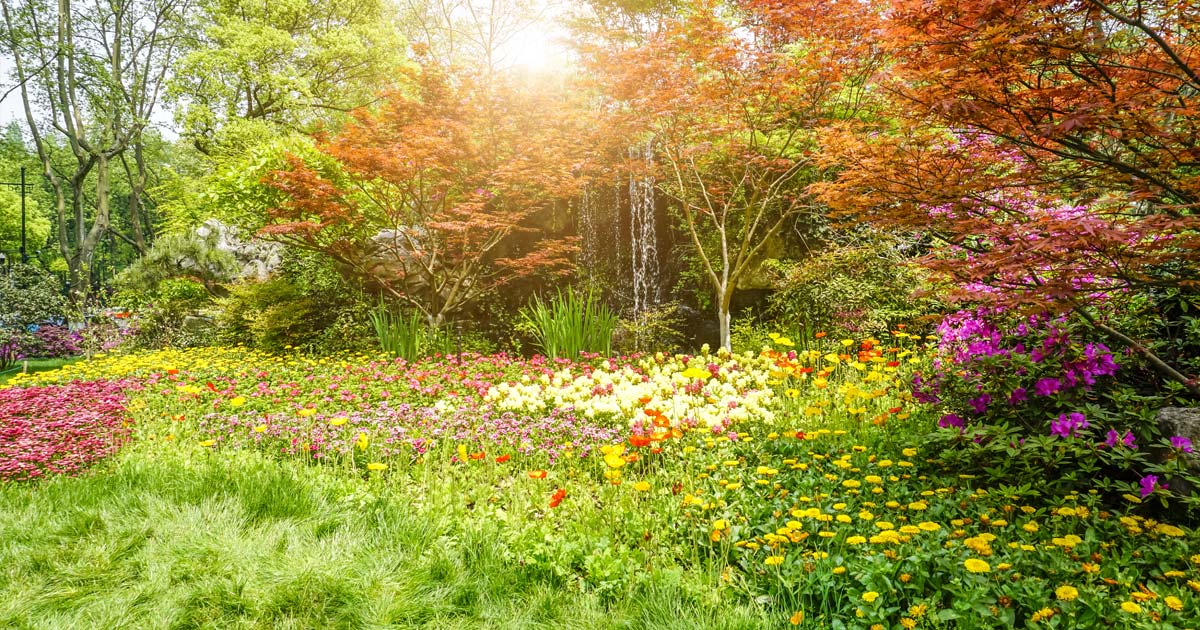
[[767, 241, 941, 338], [21, 325, 82, 358], [914, 308, 1200, 515], [0, 264, 66, 328], [613, 303, 686, 355]]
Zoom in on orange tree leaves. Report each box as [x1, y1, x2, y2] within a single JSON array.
[[261, 64, 589, 326]]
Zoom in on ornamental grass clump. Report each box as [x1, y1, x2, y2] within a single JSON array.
[[0, 380, 132, 481]]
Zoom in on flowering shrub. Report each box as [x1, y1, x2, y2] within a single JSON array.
[[0, 380, 132, 480], [22, 325, 83, 358], [914, 308, 1200, 510]]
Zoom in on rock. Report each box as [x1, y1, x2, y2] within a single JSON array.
[[1157, 408, 1200, 456], [1156, 408, 1200, 497]]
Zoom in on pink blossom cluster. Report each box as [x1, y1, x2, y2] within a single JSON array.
[[0, 380, 134, 481]]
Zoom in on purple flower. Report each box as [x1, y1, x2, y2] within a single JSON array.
[[1139, 474, 1163, 498], [968, 393, 991, 414], [1103, 429, 1137, 450], [1050, 412, 1089, 438], [1007, 388, 1027, 405], [938, 413, 965, 429], [1033, 378, 1061, 397], [1170, 436, 1194, 453]]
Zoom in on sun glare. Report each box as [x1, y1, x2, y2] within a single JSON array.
[[496, 16, 570, 74]]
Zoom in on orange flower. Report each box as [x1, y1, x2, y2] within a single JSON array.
[[549, 488, 566, 508], [638, 395, 652, 404], [629, 435, 653, 448], [469, 451, 486, 460], [495, 454, 511, 463], [528, 470, 547, 479], [815, 332, 827, 338]]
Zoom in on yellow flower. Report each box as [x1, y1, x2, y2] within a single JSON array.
[[964, 558, 991, 573], [862, 591, 880, 603], [846, 536, 867, 545], [909, 604, 927, 617], [229, 396, 246, 407], [681, 366, 712, 380], [789, 610, 804, 625], [1030, 608, 1055, 622], [900, 618, 916, 629], [1165, 596, 1183, 612], [253, 425, 267, 433], [330, 417, 348, 426], [832, 566, 846, 575], [764, 556, 784, 566], [355, 432, 369, 450], [1055, 585, 1079, 601], [713, 519, 728, 531], [633, 481, 651, 492], [367, 462, 387, 471], [199, 439, 215, 447], [1119, 601, 1141, 614]]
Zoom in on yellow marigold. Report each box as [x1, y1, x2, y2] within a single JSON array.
[[846, 536, 867, 545], [1165, 596, 1183, 612], [1055, 585, 1079, 601], [862, 591, 880, 603], [1155, 523, 1186, 537], [764, 556, 785, 566], [964, 558, 991, 573], [918, 521, 940, 531], [789, 611, 804, 625], [1120, 601, 1141, 614], [1030, 608, 1056, 622], [900, 618, 916, 629], [909, 604, 927, 617], [633, 481, 651, 492], [832, 566, 846, 575]]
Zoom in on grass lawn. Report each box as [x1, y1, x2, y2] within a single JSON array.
[[0, 357, 82, 387], [0, 445, 765, 630]]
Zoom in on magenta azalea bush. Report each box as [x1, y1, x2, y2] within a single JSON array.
[[0, 380, 133, 481], [914, 308, 1200, 511]]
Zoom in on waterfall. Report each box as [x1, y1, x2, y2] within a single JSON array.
[[628, 141, 659, 316], [578, 188, 599, 275]]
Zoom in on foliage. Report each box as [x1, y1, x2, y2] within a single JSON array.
[[518, 289, 617, 359], [914, 308, 1200, 513], [0, 186, 48, 255], [115, 231, 239, 301], [584, 0, 884, 348], [0, 264, 66, 327], [767, 240, 941, 339], [20, 325, 82, 359], [612, 302, 686, 355], [169, 0, 406, 152], [261, 61, 588, 327], [123, 278, 216, 349], [811, 0, 1200, 393], [370, 306, 452, 361]]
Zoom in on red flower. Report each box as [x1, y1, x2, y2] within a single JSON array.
[[794, 431, 806, 440], [629, 434, 652, 448], [549, 488, 566, 508], [495, 454, 511, 463]]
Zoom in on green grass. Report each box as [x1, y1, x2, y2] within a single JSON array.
[[0, 357, 81, 386], [0, 444, 768, 630]]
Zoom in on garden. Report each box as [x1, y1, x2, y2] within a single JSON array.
[[2, 0, 1200, 628]]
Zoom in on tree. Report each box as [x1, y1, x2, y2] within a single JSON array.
[[813, 0, 1200, 395], [584, 0, 881, 348], [169, 0, 405, 154], [0, 0, 189, 303], [260, 61, 588, 327]]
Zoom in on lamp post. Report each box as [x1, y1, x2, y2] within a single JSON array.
[[0, 167, 30, 264]]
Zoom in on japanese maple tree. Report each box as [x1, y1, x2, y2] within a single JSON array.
[[261, 61, 587, 327], [582, 0, 883, 349], [811, 0, 1200, 394]]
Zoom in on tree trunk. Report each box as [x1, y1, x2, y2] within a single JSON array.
[[717, 286, 732, 351]]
